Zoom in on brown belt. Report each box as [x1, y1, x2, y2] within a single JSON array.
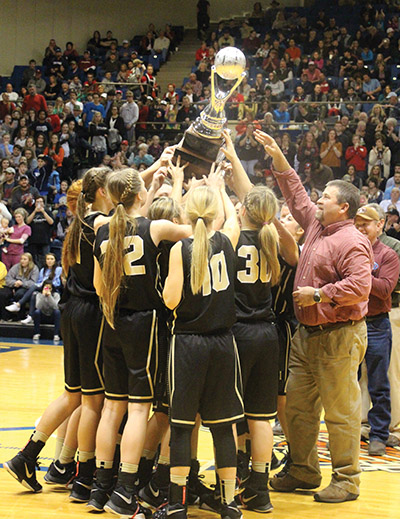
[[302, 318, 365, 334]]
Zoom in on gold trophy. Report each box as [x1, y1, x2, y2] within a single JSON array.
[[174, 47, 246, 178]]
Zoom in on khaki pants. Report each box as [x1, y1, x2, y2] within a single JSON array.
[[286, 320, 367, 494]]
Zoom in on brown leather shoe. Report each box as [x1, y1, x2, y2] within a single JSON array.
[[314, 483, 358, 503], [269, 473, 319, 493]]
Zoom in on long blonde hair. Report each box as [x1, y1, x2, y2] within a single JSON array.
[[19, 252, 35, 278], [62, 167, 110, 275], [100, 168, 144, 328], [243, 186, 280, 286], [185, 186, 219, 295]]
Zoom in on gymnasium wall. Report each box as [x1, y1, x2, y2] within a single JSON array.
[[0, 0, 300, 75]]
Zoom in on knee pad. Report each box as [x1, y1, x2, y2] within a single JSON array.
[[210, 425, 237, 469], [170, 425, 193, 468]]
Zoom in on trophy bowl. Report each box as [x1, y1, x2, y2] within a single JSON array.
[[174, 47, 247, 178], [214, 47, 247, 80]]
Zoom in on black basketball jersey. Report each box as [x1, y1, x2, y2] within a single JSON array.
[[271, 253, 297, 322], [157, 240, 174, 289], [64, 212, 105, 302], [172, 231, 236, 335], [94, 216, 163, 312], [234, 229, 275, 323]]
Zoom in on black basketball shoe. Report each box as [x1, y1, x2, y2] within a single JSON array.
[[44, 460, 76, 488], [4, 452, 42, 493]]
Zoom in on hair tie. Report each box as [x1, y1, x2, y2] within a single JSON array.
[[263, 221, 269, 226], [117, 202, 124, 206]]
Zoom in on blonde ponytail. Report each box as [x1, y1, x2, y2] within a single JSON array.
[[185, 186, 219, 295], [243, 186, 281, 286], [259, 224, 280, 286], [191, 217, 210, 294]]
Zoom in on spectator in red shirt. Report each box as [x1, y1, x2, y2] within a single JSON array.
[[79, 50, 96, 74], [46, 106, 61, 134], [354, 204, 400, 456], [195, 41, 209, 62], [83, 72, 99, 95], [345, 135, 367, 178], [285, 38, 301, 67], [21, 85, 48, 114], [242, 30, 261, 56], [304, 61, 321, 83], [0, 93, 16, 122]]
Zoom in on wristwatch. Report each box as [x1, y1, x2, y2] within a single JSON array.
[[313, 289, 322, 303]]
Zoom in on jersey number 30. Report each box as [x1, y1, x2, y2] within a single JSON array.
[[237, 245, 269, 283]]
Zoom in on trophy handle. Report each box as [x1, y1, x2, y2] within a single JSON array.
[[210, 67, 246, 113]]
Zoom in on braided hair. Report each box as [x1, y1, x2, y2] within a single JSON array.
[[99, 168, 144, 328]]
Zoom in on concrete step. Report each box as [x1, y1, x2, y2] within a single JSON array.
[[156, 28, 199, 92]]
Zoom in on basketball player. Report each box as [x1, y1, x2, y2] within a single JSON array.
[[90, 168, 191, 516], [160, 172, 243, 519], [231, 185, 282, 513], [221, 131, 298, 512], [271, 205, 304, 476], [5, 168, 114, 498]]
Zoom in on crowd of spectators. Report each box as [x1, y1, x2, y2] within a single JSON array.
[[2, 1, 400, 321], [188, 1, 400, 241]]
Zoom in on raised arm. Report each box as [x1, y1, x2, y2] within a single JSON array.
[[220, 129, 252, 202], [273, 217, 299, 267], [254, 129, 317, 230]]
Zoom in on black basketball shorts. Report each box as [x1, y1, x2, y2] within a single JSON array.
[[168, 332, 244, 428], [102, 309, 166, 403], [62, 296, 105, 395], [233, 320, 279, 420], [276, 318, 297, 395]]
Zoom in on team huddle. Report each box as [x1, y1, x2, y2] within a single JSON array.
[[5, 129, 367, 519]]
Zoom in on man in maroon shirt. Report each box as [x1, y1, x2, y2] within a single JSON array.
[[254, 129, 373, 503], [21, 84, 48, 114], [354, 205, 400, 456]]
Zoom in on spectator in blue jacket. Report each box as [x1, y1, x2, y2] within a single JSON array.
[[274, 101, 290, 128]]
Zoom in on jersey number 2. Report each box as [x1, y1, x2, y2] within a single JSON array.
[[124, 236, 145, 275]]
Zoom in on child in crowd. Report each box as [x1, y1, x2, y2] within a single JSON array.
[[32, 281, 61, 344], [0, 216, 13, 255]]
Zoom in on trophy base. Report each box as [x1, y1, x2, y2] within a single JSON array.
[[174, 128, 223, 179]]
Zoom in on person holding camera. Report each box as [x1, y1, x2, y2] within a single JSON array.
[[32, 280, 61, 343], [26, 196, 54, 268]]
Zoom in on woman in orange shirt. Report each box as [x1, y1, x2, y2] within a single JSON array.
[[320, 129, 343, 179], [44, 133, 64, 169]]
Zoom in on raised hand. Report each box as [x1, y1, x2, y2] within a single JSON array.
[[167, 155, 188, 183], [253, 129, 290, 172], [220, 129, 237, 163], [160, 145, 177, 167]]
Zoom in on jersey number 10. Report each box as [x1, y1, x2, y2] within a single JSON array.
[[202, 251, 229, 296]]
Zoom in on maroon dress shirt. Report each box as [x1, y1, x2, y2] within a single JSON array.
[[368, 239, 400, 317], [274, 167, 373, 325]]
